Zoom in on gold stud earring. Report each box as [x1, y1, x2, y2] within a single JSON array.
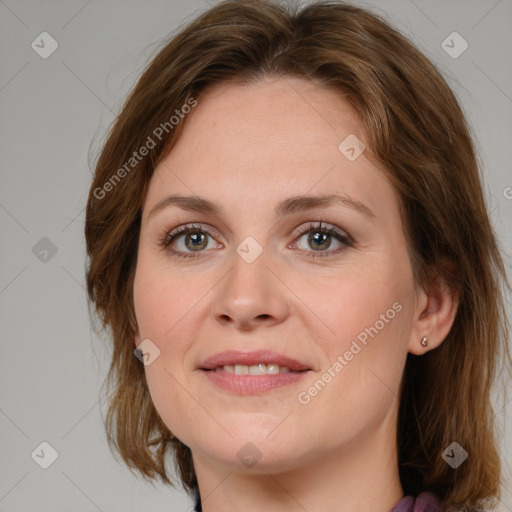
[[420, 336, 429, 348]]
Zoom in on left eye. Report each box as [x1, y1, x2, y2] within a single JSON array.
[[290, 222, 352, 257]]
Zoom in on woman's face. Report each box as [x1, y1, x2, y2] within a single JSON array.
[[133, 77, 425, 473]]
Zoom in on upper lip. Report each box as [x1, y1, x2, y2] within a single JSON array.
[[199, 350, 311, 371]]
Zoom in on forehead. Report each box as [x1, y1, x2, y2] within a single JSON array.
[[143, 76, 394, 224], [181, 76, 363, 157]]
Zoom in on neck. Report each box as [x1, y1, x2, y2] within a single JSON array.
[[192, 412, 404, 512]]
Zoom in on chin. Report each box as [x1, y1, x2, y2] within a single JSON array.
[[201, 444, 308, 474], [189, 430, 313, 473]]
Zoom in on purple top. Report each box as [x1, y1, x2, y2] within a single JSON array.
[[389, 492, 445, 512]]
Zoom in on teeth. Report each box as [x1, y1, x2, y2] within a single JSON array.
[[249, 364, 266, 375], [217, 364, 294, 375], [267, 364, 280, 374], [235, 364, 249, 375]]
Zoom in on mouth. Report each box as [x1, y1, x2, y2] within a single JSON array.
[[198, 350, 313, 395], [199, 349, 312, 372], [203, 364, 307, 375]]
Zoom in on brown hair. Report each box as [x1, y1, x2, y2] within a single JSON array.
[[85, 1, 512, 510]]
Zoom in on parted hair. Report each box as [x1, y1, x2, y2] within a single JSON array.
[[84, 1, 512, 510]]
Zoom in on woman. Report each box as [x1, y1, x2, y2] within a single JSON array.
[[85, 1, 511, 511]]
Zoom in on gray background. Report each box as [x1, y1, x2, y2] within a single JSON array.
[[0, 0, 511, 511]]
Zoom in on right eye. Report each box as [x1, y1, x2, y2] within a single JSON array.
[[159, 224, 222, 259]]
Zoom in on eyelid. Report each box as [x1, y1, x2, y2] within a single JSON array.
[[291, 221, 351, 241], [160, 223, 221, 245], [158, 220, 354, 258], [161, 221, 350, 242]]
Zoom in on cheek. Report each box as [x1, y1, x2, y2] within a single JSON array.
[[132, 255, 216, 429], [292, 259, 408, 349], [133, 270, 201, 443], [293, 259, 411, 405], [133, 256, 205, 341]]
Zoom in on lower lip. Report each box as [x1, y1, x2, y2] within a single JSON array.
[[200, 369, 310, 394]]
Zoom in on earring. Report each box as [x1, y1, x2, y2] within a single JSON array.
[[420, 336, 429, 348]]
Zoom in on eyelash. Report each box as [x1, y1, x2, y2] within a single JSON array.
[[157, 221, 354, 260]]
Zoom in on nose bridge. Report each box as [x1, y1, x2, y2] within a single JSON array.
[[225, 237, 272, 307], [212, 236, 290, 328], [231, 242, 267, 299]]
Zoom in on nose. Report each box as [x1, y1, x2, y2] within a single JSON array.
[[212, 244, 291, 331]]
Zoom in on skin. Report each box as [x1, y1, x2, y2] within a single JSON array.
[[133, 76, 458, 512]]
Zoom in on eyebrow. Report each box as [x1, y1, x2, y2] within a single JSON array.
[[148, 193, 375, 220]]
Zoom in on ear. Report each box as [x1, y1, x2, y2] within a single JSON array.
[[408, 274, 459, 355]]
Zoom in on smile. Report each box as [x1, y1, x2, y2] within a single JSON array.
[[210, 364, 303, 375]]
